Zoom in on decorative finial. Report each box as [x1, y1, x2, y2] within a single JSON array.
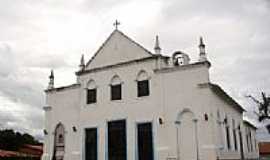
[[154, 35, 161, 55], [48, 69, 54, 89], [113, 20, 120, 30], [198, 36, 207, 62], [199, 37, 205, 47], [79, 54, 85, 71]]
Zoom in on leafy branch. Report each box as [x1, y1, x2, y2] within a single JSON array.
[[246, 92, 270, 134]]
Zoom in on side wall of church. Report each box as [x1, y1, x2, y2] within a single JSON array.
[[43, 87, 81, 160], [208, 89, 245, 160], [242, 123, 259, 159], [207, 90, 259, 160], [157, 64, 220, 160], [158, 64, 259, 160]]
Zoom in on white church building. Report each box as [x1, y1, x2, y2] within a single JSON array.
[[42, 26, 259, 160]]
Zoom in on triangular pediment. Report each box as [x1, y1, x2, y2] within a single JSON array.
[[85, 30, 154, 69]]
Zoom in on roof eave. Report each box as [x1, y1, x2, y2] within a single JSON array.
[[209, 83, 246, 113]]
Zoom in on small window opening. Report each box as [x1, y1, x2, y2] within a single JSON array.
[[137, 80, 149, 97], [87, 89, 97, 104], [111, 84, 122, 100]]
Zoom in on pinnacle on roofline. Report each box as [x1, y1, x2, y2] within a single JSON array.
[[199, 36, 205, 47], [198, 36, 207, 62], [48, 69, 54, 89], [154, 35, 161, 55], [49, 69, 54, 79], [79, 54, 85, 71]]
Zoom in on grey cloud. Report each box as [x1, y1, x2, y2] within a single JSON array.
[[161, 0, 269, 22], [0, 110, 18, 127], [0, 43, 15, 77], [0, 94, 44, 139], [22, 53, 71, 69], [80, 0, 128, 13], [0, 77, 44, 107], [0, 43, 44, 107]]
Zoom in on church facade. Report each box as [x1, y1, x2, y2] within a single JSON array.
[[42, 29, 259, 160]]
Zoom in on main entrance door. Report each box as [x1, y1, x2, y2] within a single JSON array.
[[108, 120, 126, 160], [137, 122, 154, 160], [85, 128, 97, 160]]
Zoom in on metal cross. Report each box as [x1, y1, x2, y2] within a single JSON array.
[[113, 20, 120, 30]]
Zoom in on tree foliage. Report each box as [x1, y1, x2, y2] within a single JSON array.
[[247, 92, 270, 121], [247, 92, 270, 133], [0, 129, 40, 151]]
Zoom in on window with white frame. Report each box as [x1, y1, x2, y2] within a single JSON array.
[[86, 80, 97, 104], [110, 75, 122, 101], [136, 70, 150, 97]]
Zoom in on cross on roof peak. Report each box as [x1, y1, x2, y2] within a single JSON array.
[[113, 20, 120, 30]]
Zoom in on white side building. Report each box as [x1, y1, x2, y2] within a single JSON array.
[[42, 29, 259, 160]]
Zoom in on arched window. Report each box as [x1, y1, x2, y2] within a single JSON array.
[[245, 127, 250, 152], [136, 70, 150, 97], [232, 119, 238, 151], [110, 75, 122, 100], [216, 110, 224, 149], [86, 79, 97, 104], [225, 115, 231, 150], [249, 129, 253, 152]]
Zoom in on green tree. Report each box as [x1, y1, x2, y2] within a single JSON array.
[[247, 92, 270, 133], [0, 129, 40, 151]]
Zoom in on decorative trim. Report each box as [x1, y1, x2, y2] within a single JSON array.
[[45, 83, 80, 93], [135, 70, 151, 81], [77, 56, 163, 76], [154, 61, 211, 74], [109, 74, 123, 86], [134, 77, 151, 82], [108, 82, 124, 86]]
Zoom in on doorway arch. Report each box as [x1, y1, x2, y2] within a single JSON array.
[[52, 122, 65, 160], [175, 108, 199, 160]]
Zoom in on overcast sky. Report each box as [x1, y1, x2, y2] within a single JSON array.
[[0, 0, 269, 141]]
